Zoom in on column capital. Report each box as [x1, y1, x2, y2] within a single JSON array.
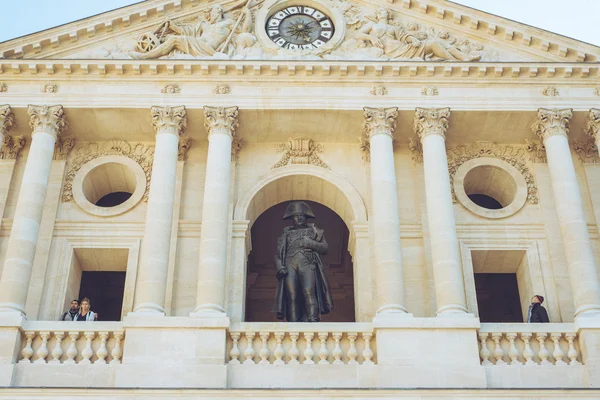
[[584, 108, 600, 141], [414, 107, 451, 141], [27, 105, 67, 138], [0, 105, 14, 135], [362, 107, 398, 138], [531, 108, 573, 142], [151, 105, 187, 135], [204, 106, 239, 138]]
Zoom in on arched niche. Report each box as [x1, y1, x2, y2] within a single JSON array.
[[228, 165, 372, 323]]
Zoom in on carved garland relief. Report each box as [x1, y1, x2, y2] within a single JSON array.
[[62, 139, 155, 203], [273, 137, 328, 169]]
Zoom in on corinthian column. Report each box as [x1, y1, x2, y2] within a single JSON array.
[[414, 108, 467, 315], [0, 105, 66, 315], [363, 107, 407, 315], [133, 106, 187, 315], [192, 106, 238, 317], [533, 108, 600, 317], [0, 105, 14, 145], [584, 109, 600, 154]]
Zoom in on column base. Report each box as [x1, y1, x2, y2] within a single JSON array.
[[190, 303, 227, 318], [436, 303, 469, 316], [574, 304, 600, 318], [375, 304, 409, 315], [130, 302, 166, 316], [0, 302, 25, 316]]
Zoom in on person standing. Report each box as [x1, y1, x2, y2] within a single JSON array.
[[527, 295, 549, 323], [76, 297, 96, 321], [59, 299, 79, 321]]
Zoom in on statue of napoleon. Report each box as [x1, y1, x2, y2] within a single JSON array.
[[272, 201, 334, 322]]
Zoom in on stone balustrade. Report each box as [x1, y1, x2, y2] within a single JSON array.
[[17, 322, 124, 365], [478, 323, 581, 366], [227, 323, 376, 365]]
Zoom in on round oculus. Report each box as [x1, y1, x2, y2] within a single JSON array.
[[266, 6, 334, 50]]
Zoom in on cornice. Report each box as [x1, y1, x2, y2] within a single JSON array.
[[0, 60, 598, 80]]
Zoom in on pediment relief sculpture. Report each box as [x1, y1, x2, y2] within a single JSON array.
[[65, 0, 499, 61]]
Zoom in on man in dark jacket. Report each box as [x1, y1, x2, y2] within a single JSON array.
[[527, 295, 549, 323]]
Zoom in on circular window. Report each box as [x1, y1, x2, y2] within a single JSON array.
[[73, 155, 147, 217], [454, 157, 527, 219]]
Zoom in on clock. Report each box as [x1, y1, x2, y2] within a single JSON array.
[[266, 6, 334, 50]]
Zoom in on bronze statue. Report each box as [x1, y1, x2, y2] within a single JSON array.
[[272, 201, 334, 322]]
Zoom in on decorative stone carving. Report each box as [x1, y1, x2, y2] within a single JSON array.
[[28, 105, 67, 137], [362, 107, 397, 138], [0, 83, 7, 92], [273, 137, 327, 169], [584, 108, 600, 141], [358, 136, 370, 162], [525, 139, 547, 163], [178, 136, 192, 161], [370, 85, 387, 96], [408, 137, 423, 162], [214, 84, 230, 94], [231, 137, 243, 161], [41, 83, 59, 93], [0, 135, 25, 160], [594, 88, 600, 96], [446, 141, 539, 204], [204, 106, 239, 137], [421, 86, 439, 96], [54, 136, 75, 160], [531, 108, 573, 141], [151, 105, 187, 135], [542, 86, 559, 96], [0, 105, 14, 135], [161, 84, 181, 94], [62, 140, 155, 203], [414, 107, 450, 140], [572, 140, 600, 164]]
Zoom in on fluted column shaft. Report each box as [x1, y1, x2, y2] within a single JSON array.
[[133, 106, 187, 315], [415, 108, 467, 315], [0, 105, 66, 314], [192, 106, 238, 316], [534, 108, 600, 317], [363, 107, 407, 315]]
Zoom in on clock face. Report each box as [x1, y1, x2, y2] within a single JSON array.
[[266, 6, 334, 50]]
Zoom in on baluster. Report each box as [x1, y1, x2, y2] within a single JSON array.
[[95, 332, 109, 364], [521, 332, 536, 366], [19, 331, 35, 363], [362, 332, 374, 365], [506, 332, 520, 365], [565, 333, 581, 366], [332, 332, 343, 364], [80, 332, 95, 364], [229, 332, 241, 364], [258, 332, 271, 364], [34, 331, 50, 364], [318, 332, 329, 364], [478, 332, 491, 366], [288, 332, 300, 364], [303, 332, 315, 364], [64, 331, 79, 364], [49, 332, 65, 364], [243, 332, 256, 364], [110, 332, 124, 364], [273, 331, 285, 365], [550, 333, 566, 366], [491, 333, 506, 365], [347, 332, 358, 365], [536, 333, 551, 365]]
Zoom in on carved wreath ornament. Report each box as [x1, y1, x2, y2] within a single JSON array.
[[273, 137, 327, 169], [446, 141, 539, 205], [62, 139, 155, 203]]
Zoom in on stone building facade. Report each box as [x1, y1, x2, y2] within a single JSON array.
[[0, 0, 600, 398]]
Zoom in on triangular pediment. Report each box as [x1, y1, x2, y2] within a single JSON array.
[[1, 0, 598, 62]]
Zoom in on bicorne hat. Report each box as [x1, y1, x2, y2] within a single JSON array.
[[282, 201, 315, 220]]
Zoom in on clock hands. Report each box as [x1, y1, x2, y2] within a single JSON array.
[[286, 18, 314, 42]]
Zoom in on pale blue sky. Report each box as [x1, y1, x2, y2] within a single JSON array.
[[1, 0, 599, 46]]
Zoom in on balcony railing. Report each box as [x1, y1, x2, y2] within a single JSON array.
[[478, 323, 581, 366], [17, 321, 124, 365], [226, 322, 376, 365]]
